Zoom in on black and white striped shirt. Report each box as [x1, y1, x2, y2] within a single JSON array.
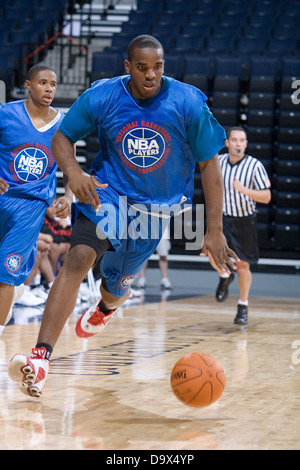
[[219, 153, 271, 217]]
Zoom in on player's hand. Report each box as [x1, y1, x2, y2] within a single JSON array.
[[200, 231, 239, 274], [52, 196, 71, 219], [233, 178, 246, 195], [0, 177, 9, 195], [69, 172, 108, 212], [37, 233, 53, 253]]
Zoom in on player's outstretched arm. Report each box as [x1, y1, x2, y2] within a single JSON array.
[[51, 129, 107, 211], [199, 155, 239, 274]]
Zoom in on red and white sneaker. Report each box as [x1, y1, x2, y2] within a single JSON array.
[[8, 347, 50, 398], [75, 299, 115, 338]]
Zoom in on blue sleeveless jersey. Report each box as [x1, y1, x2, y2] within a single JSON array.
[[60, 76, 225, 210], [0, 100, 63, 204]]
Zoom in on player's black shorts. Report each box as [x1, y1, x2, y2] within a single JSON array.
[[70, 211, 111, 260], [223, 213, 259, 264]]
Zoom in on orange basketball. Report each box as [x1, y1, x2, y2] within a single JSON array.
[[170, 352, 226, 408]]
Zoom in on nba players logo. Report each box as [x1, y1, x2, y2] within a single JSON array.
[[119, 274, 137, 289], [13, 147, 48, 182], [5, 254, 22, 273], [122, 127, 166, 168]]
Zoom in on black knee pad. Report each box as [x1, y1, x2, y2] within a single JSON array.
[[70, 211, 112, 262]]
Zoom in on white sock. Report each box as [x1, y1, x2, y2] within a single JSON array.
[[238, 299, 248, 306], [0, 325, 4, 337], [220, 272, 230, 279]]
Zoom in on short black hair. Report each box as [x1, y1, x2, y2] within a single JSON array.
[[127, 35, 164, 62], [26, 64, 56, 81], [226, 126, 247, 139]]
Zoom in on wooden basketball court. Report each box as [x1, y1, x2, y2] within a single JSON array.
[[0, 274, 299, 451]]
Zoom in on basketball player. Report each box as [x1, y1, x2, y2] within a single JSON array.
[[209, 127, 271, 324], [8, 35, 238, 398], [0, 64, 71, 337]]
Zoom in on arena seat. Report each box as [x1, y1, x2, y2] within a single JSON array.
[[276, 191, 300, 209], [277, 127, 300, 145], [182, 55, 212, 94], [212, 91, 240, 109], [247, 92, 275, 110], [247, 109, 274, 127], [163, 54, 183, 80], [277, 144, 300, 161], [173, 35, 203, 54], [278, 110, 300, 128], [121, 22, 151, 36], [274, 224, 300, 249], [236, 37, 266, 58], [248, 56, 279, 92], [275, 208, 300, 225], [280, 57, 300, 93], [276, 160, 300, 177], [276, 176, 300, 193], [246, 143, 273, 160], [246, 126, 274, 143], [91, 52, 122, 82], [213, 55, 243, 92], [267, 38, 297, 57], [205, 37, 235, 55]]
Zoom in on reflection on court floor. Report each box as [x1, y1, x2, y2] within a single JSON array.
[[0, 270, 299, 450]]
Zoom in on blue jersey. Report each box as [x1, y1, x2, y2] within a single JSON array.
[[60, 76, 225, 210], [0, 100, 63, 203]]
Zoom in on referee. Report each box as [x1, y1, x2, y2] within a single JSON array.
[[209, 127, 271, 325]]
